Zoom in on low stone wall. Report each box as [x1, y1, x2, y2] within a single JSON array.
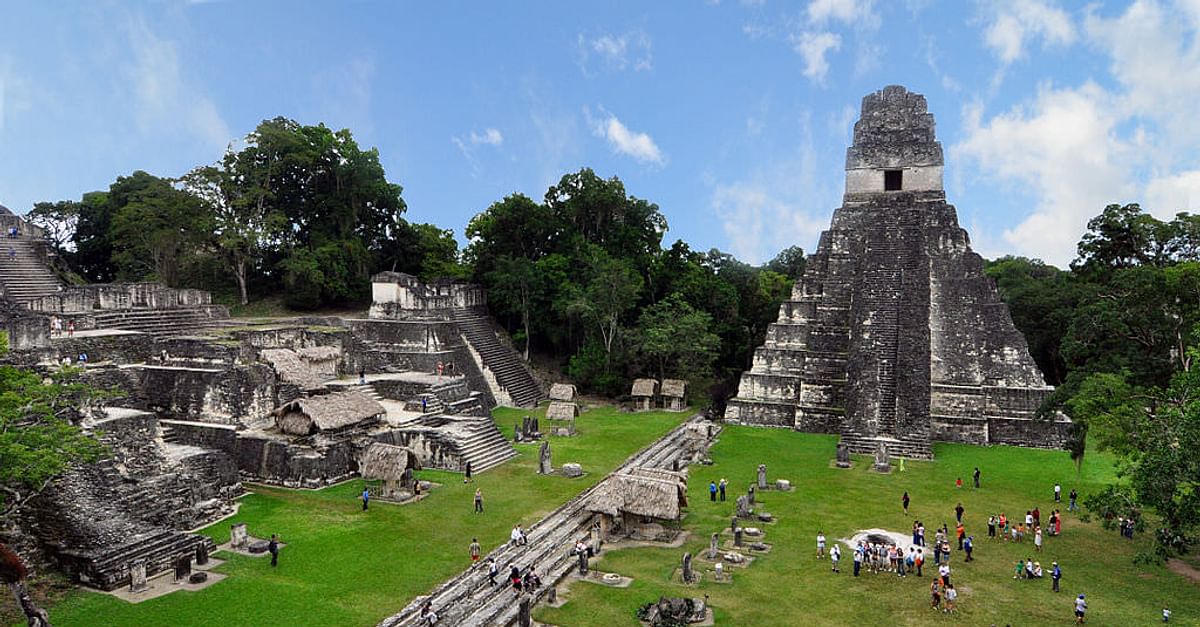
[[374, 429, 466, 471], [724, 399, 796, 428], [233, 435, 359, 487], [41, 331, 156, 365], [132, 363, 276, 424], [27, 282, 212, 314], [161, 419, 239, 451], [987, 415, 1072, 449]]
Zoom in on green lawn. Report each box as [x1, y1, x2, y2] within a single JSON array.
[[536, 426, 1200, 626], [28, 406, 685, 627]]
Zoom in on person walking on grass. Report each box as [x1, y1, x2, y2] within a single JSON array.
[[709, 481, 717, 502], [852, 543, 862, 577], [973, 466, 981, 489], [268, 534, 280, 567], [955, 502, 965, 524], [902, 491, 910, 515], [956, 522, 965, 550], [362, 487, 370, 511], [830, 544, 840, 573], [719, 478, 727, 501], [1052, 562, 1062, 592], [469, 538, 481, 563], [474, 488, 484, 513], [816, 531, 826, 559], [464, 461, 472, 484], [1035, 526, 1043, 552], [963, 535, 974, 562], [944, 583, 957, 613], [1075, 594, 1088, 624], [930, 579, 941, 611], [1055, 483, 1062, 503], [1069, 488, 1079, 512]]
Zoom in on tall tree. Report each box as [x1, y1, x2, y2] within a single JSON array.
[[566, 248, 643, 367], [26, 201, 80, 259], [635, 293, 720, 382], [107, 171, 210, 286]]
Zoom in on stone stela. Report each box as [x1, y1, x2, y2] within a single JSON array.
[[724, 85, 1072, 459]]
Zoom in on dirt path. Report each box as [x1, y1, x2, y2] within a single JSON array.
[[1167, 558, 1200, 584]]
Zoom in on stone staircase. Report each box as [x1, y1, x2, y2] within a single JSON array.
[[0, 236, 60, 303], [399, 415, 518, 473], [92, 307, 225, 336], [379, 416, 712, 627], [451, 310, 543, 408], [59, 528, 215, 591]]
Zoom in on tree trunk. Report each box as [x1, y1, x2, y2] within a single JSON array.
[[235, 259, 248, 306], [8, 582, 51, 627]]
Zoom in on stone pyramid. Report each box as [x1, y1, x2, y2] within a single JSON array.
[[724, 85, 1070, 458]]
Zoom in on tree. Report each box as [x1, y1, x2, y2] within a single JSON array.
[[636, 294, 720, 382], [26, 201, 80, 258], [985, 256, 1080, 385], [487, 256, 539, 360], [107, 171, 210, 286], [69, 191, 116, 283], [566, 249, 643, 367], [766, 245, 807, 281]]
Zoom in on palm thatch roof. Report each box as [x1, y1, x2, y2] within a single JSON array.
[[545, 401, 579, 421], [587, 467, 688, 520], [661, 379, 686, 398], [548, 383, 577, 402], [260, 348, 325, 390], [631, 378, 658, 397], [360, 442, 421, 480], [274, 391, 386, 435]]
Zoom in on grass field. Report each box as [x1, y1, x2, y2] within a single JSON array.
[[23, 406, 685, 627], [536, 426, 1200, 626]]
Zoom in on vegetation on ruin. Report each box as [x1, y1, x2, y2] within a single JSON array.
[[23, 406, 685, 627], [537, 426, 1200, 626]]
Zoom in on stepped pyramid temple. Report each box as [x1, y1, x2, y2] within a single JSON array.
[[725, 85, 1070, 459]]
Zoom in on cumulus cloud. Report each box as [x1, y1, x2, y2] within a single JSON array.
[[789, 31, 842, 82], [577, 30, 653, 74], [982, 0, 1076, 64], [586, 107, 664, 165], [807, 0, 880, 29], [955, 0, 1200, 267], [123, 15, 230, 151], [452, 127, 504, 174]]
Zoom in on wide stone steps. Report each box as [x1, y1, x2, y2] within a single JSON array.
[[839, 433, 932, 460], [0, 237, 61, 303], [93, 308, 222, 336], [380, 416, 709, 627], [451, 312, 543, 408]]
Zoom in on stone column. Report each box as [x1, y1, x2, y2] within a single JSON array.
[[681, 552, 694, 583], [577, 549, 588, 575], [734, 527, 744, 547], [748, 485, 755, 505], [129, 560, 148, 593], [195, 544, 209, 566], [757, 464, 767, 489], [230, 523, 248, 550], [708, 533, 719, 559], [590, 523, 602, 555], [518, 597, 531, 627]]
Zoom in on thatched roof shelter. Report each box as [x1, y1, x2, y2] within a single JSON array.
[[549, 383, 577, 402], [274, 391, 385, 436], [631, 378, 658, 398], [360, 442, 421, 480], [260, 348, 325, 390], [661, 379, 686, 399], [587, 467, 688, 521], [546, 401, 579, 421]]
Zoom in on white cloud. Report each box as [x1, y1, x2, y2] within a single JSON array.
[[452, 127, 504, 174], [469, 128, 503, 146], [123, 15, 230, 151], [982, 0, 1076, 64], [807, 0, 880, 29], [789, 31, 842, 82], [577, 30, 653, 74], [1145, 170, 1200, 214], [586, 107, 664, 165]]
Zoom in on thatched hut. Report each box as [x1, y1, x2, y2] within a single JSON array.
[[588, 467, 688, 540], [661, 379, 687, 411], [360, 442, 422, 500], [548, 383, 577, 402], [631, 379, 658, 411], [546, 401, 580, 421], [260, 348, 326, 390], [274, 391, 385, 437]]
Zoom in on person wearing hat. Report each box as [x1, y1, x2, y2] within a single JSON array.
[[1052, 562, 1062, 592], [1075, 594, 1088, 624]]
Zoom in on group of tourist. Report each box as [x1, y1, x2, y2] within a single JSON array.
[[1115, 516, 1137, 540], [49, 316, 76, 337], [509, 524, 528, 547], [847, 540, 930, 579], [707, 478, 728, 501]]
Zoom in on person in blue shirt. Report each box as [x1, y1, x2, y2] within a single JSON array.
[[362, 487, 370, 511], [1052, 562, 1062, 592], [709, 481, 717, 502]]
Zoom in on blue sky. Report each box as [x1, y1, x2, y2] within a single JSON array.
[[1, 0, 1198, 267]]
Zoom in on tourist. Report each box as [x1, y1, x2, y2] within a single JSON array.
[[518, 525, 528, 546], [474, 488, 483, 513], [709, 481, 717, 502], [955, 522, 965, 550], [268, 534, 279, 567], [852, 543, 862, 576], [816, 531, 826, 559], [1034, 526, 1043, 552], [898, 457, 905, 472], [939, 562, 951, 587], [830, 543, 840, 572], [1075, 594, 1088, 624], [523, 565, 541, 591], [719, 478, 727, 501], [510, 525, 522, 547], [915, 548, 924, 577], [1025, 558, 1036, 579], [964, 535, 974, 562], [419, 602, 438, 625], [1015, 559, 1025, 579], [933, 528, 945, 564], [904, 547, 915, 576], [469, 537, 481, 563], [414, 481, 422, 497], [944, 583, 957, 613], [1055, 483, 1062, 503], [973, 466, 981, 489], [955, 502, 965, 523], [930, 579, 941, 611], [67, 320, 75, 337], [956, 477, 962, 489], [1164, 606, 1171, 623], [988, 515, 997, 539], [896, 546, 906, 577], [464, 461, 472, 484], [1033, 506, 1041, 527], [917, 523, 926, 547], [1055, 510, 1063, 536], [1015, 522, 1024, 543], [487, 557, 498, 586], [358, 368, 365, 385], [902, 491, 910, 515], [510, 566, 522, 596], [362, 487, 370, 511], [436, 361, 444, 380], [421, 397, 428, 413], [7, 226, 16, 238], [1052, 561, 1062, 592], [998, 513, 1008, 540], [7, 247, 14, 261], [1069, 488, 1079, 512], [1032, 561, 1044, 578]]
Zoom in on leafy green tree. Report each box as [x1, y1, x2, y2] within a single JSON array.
[[985, 256, 1080, 385], [464, 193, 555, 279], [766, 245, 807, 281], [0, 367, 107, 519], [566, 248, 643, 367], [26, 200, 80, 258], [107, 171, 211, 286], [543, 168, 667, 269], [69, 191, 117, 283], [636, 294, 720, 382], [487, 256, 540, 361]]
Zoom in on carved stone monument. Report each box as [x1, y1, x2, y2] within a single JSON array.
[[873, 441, 890, 473], [518, 597, 532, 627], [538, 440, 552, 475], [591, 523, 603, 555], [562, 462, 583, 478], [709, 532, 719, 559], [681, 552, 694, 583], [230, 523, 248, 550], [195, 543, 209, 566], [714, 561, 724, 582], [129, 560, 148, 593], [836, 442, 852, 468], [173, 555, 192, 582], [734, 527, 744, 547], [757, 464, 767, 489], [577, 547, 589, 575], [747, 485, 755, 505], [736, 495, 752, 518], [723, 85, 1072, 458]]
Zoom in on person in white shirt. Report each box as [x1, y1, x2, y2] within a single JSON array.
[[1055, 483, 1063, 502], [816, 532, 826, 559], [829, 544, 840, 572], [510, 525, 523, 547], [1075, 594, 1088, 624]]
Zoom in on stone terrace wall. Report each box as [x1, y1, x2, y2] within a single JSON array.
[[26, 282, 212, 314]]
